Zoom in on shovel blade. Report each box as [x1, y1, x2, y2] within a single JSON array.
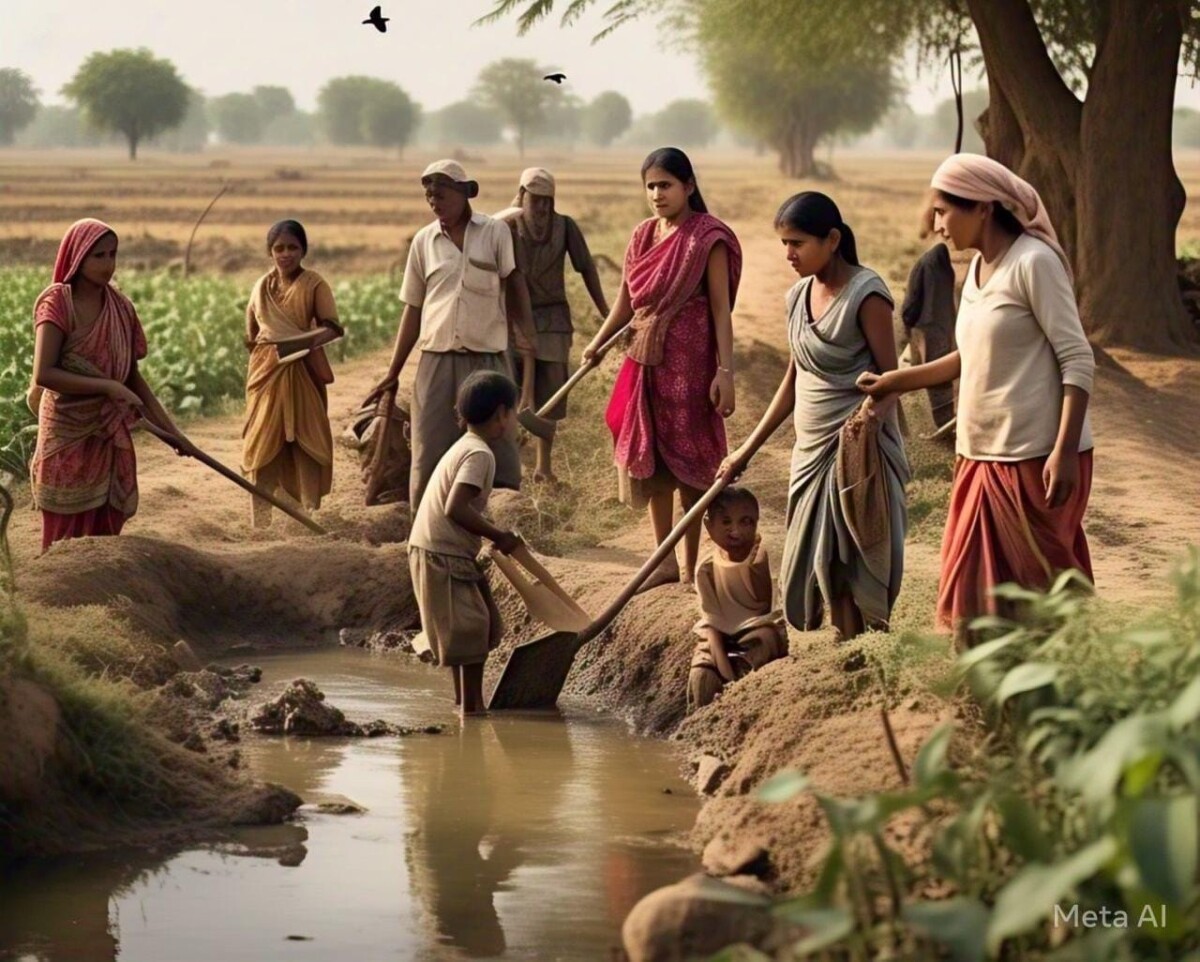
[[487, 630, 579, 710], [517, 407, 556, 442]]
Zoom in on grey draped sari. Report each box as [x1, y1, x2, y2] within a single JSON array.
[[781, 267, 910, 630]]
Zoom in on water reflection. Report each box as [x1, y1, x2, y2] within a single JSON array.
[[0, 650, 697, 962]]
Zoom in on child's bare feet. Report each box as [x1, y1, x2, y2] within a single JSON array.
[[532, 471, 559, 486]]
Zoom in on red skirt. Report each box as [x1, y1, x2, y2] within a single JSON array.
[[41, 505, 127, 553], [937, 451, 1093, 632]]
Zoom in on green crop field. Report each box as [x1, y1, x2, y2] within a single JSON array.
[[0, 269, 400, 454]]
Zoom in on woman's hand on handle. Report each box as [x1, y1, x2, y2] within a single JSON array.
[[856, 370, 895, 397], [710, 369, 735, 418], [105, 380, 146, 410], [717, 446, 751, 482]]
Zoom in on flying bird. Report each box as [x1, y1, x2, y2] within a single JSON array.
[[543, 73, 567, 84], [362, 5, 389, 32]]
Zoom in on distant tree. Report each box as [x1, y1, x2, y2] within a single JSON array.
[[582, 91, 632, 147], [317, 76, 379, 145], [210, 92, 265, 144], [698, 0, 900, 178], [152, 88, 209, 152], [653, 99, 718, 149], [361, 84, 420, 154], [252, 85, 295, 119], [535, 88, 583, 145], [424, 101, 502, 146], [263, 110, 317, 147], [873, 103, 923, 150], [15, 106, 114, 148], [1174, 107, 1200, 149], [930, 88, 988, 153], [473, 58, 550, 157], [62, 48, 189, 160], [0, 68, 39, 146]]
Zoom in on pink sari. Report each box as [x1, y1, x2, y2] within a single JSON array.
[[30, 219, 147, 552], [604, 213, 742, 495]]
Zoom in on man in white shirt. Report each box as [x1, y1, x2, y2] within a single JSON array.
[[365, 160, 524, 509]]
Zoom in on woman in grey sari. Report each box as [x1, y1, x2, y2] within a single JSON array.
[[721, 193, 908, 639]]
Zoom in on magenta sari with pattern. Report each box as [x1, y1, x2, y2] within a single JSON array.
[[604, 213, 742, 492]]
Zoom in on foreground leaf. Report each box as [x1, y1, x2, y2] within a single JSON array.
[[902, 898, 988, 962]]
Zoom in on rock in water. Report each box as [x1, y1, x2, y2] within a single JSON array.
[[251, 679, 346, 735], [622, 874, 783, 962]]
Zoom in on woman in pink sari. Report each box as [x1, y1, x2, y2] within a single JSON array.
[[29, 218, 192, 552], [584, 148, 742, 589]]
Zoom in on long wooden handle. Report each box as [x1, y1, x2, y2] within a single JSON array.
[[573, 422, 780, 648], [139, 421, 327, 534], [533, 322, 631, 419]]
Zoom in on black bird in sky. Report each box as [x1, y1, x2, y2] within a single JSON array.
[[363, 6, 390, 32], [543, 72, 567, 84]]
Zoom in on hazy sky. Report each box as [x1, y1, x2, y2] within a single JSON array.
[[4, 0, 1200, 116]]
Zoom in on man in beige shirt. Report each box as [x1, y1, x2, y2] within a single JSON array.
[[366, 160, 524, 509]]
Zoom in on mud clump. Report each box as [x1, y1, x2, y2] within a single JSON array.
[[250, 679, 445, 737]]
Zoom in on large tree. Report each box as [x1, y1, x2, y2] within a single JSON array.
[[583, 91, 633, 147], [361, 84, 420, 155], [62, 48, 189, 160], [152, 88, 209, 152], [210, 92, 265, 144], [473, 58, 551, 157], [0, 68, 39, 146], [483, 0, 1200, 352], [252, 85, 295, 119], [697, 0, 899, 177], [655, 98, 718, 148]]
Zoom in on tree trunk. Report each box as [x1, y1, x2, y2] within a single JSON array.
[[1075, 0, 1192, 349], [967, 0, 1195, 352], [128, 134, 139, 161]]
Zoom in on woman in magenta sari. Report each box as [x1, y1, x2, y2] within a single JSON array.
[[584, 148, 742, 589], [29, 218, 192, 553]]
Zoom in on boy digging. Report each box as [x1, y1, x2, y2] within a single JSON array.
[[408, 371, 523, 716], [688, 487, 787, 712]]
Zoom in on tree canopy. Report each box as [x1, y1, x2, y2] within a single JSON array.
[[210, 92, 265, 145], [473, 58, 551, 157], [482, 0, 1200, 351], [0, 69, 39, 146], [61, 48, 189, 160], [317, 76, 420, 152], [582, 91, 633, 147], [422, 101, 503, 146]]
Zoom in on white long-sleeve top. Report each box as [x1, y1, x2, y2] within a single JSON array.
[[955, 233, 1095, 460]]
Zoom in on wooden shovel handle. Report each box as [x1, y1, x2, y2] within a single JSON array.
[[533, 321, 631, 420], [510, 544, 584, 611], [139, 420, 326, 534]]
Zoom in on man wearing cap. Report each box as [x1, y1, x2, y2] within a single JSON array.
[[497, 167, 609, 483], [366, 159, 525, 509]]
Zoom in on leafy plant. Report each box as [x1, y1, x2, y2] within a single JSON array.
[[746, 552, 1200, 960]]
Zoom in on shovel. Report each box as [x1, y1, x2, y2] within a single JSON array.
[[486, 431, 774, 711], [270, 323, 345, 365], [490, 543, 592, 632], [139, 420, 327, 535], [517, 322, 631, 441]]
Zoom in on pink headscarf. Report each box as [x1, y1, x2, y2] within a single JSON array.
[[931, 153, 1072, 281], [51, 218, 117, 284]]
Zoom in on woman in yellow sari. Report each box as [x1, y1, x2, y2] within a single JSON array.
[[243, 220, 342, 526]]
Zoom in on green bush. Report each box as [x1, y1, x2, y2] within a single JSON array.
[[748, 550, 1200, 961]]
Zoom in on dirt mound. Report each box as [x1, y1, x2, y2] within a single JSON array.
[[20, 535, 418, 650], [0, 678, 60, 805]]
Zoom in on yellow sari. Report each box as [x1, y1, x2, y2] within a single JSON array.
[[242, 269, 336, 515]]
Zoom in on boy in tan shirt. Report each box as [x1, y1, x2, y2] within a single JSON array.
[[408, 370, 523, 716], [688, 487, 787, 712]]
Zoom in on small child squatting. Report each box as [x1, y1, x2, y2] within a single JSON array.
[[407, 370, 523, 716], [688, 486, 787, 712]]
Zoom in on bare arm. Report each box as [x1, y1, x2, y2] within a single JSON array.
[[582, 280, 634, 361], [858, 350, 961, 397], [445, 482, 522, 554], [33, 323, 141, 407], [364, 304, 422, 404], [859, 294, 901, 419], [581, 262, 610, 318], [706, 242, 736, 417], [504, 272, 538, 410], [1042, 385, 1090, 507], [719, 359, 797, 477], [244, 303, 259, 351], [706, 628, 738, 683], [127, 364, 192, 453]]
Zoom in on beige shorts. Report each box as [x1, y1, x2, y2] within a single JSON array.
[[408, 546, 501, 666]]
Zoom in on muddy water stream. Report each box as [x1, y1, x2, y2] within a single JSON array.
[[0, 649, 700, 962]]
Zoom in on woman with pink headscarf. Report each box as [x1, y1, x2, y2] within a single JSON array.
[[29, 218, 192, 552], [858, 154, 1095, 646]]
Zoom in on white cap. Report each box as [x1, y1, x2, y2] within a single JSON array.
[[420, 159, 479, 198]]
